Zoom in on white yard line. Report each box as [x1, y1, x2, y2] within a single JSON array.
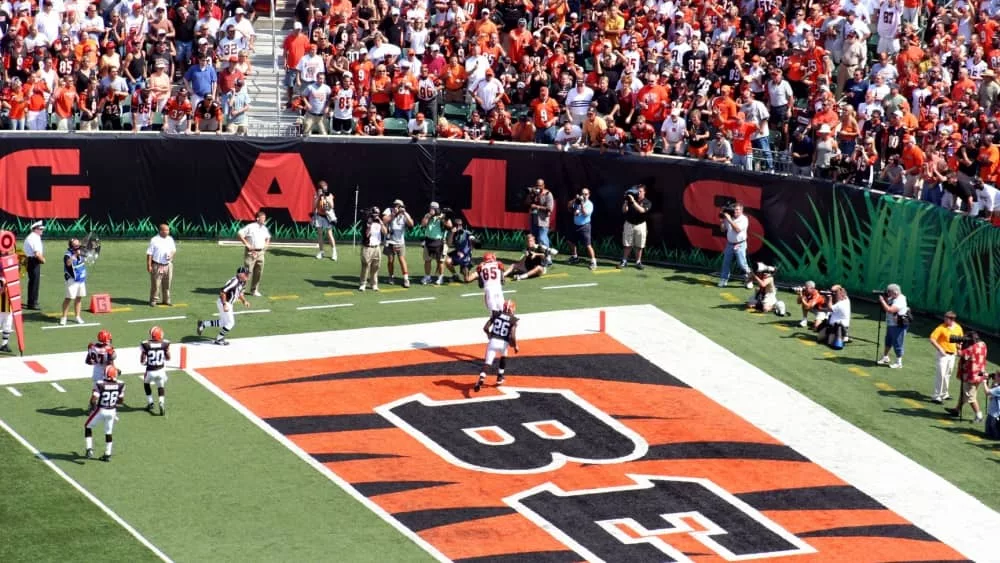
[[7, 386, 21, 397], [541, 283, 598, 290], [378, 297, 436, 305], [217, 240, 316, 249], [212, 309, 271, 316], [41, 322, 101, 330], [296, 304, 355, 311], [461, 290, 516, 298], [0, 419, 173, 562], [50, 382, 66, 393], [127, 316, 188, 324], [183, 368, 450, 563]]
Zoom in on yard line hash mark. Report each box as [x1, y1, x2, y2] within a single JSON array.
[[50, 382, 66, 393], [296, 304, 355, 311], [42, 322, 101, 330], [379, 297, 437, 305], [127, 316, 187, 324], [461, 290, 516, 298], [542, 283, 598, 290], [7, 387, 21, 397], [213, 309, 272, 316]]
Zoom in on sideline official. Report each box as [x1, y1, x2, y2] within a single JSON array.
[[23, 221, 46, 310], [238, 210, 271, 297], [146, 224, 176, 307], [567, 188, 597, 270], [929, 311, 963, 403]]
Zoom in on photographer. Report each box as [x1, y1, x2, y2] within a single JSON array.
[[876, 283, 910, 369], [717, 202, 752, 289], [985, 374, 1000, 440], [359, 206, 387, 292], [567, 188, 597, 270], [928, 311, 964, 403], [746, 262, 787, 316], [503, 233, 547, 281], [382, 199, 413, 288], [617, 184, 651, 270], [946, 331, 987, 422], [526, 179, 554, 267], [445, 218, 477, 282], [795, 281, 828, 329], [420, 202, 452, 285], [816, 285, 851, 349], [313, 181, 338, 261]]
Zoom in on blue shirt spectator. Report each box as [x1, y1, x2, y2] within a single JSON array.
[[184, 59, 218, 99], [573, 197, 593, 226]]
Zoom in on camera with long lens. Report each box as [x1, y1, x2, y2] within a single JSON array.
[[366, 206, 381, 222], [624, 185, 641, 202], [755, 262, 777, 277], [718, 196, 737, 219], [948, 334, 975, 346]]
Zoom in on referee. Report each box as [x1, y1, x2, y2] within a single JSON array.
[[23, 221, 46, 310], [238, 210, 271, 297], [196, 266, 251, 345]]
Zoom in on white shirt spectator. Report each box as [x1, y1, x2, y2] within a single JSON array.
[[368, 42, 401, 61], [196, 15, 220, 37], [741, 98, 770, 139], [331, 87, 354, 120], [858, 101, 884, 120], [464, 54, 489, 88], [472, 77, 503, 112], [724, 213, 749, 244], [660, 115, 686, 143], [238, 222, 271, 250], [407, 27, 429, 55], [828, 296, 852, 327], [407, 117, 429, 136], [146, 234, 176, 265], [24, 231, 43, 257], [220, 16, 255, 45], [302, 82, 331, 114], [403, 56, 421, 76], [125, 12, 149, 39], [365, 220, 383, 246], [554, 124, 582, 148], [82, 14, 106, 40], [667, 40, 690, 67], [564, 85, 594, 122], [297, 53, 325, 83], [217, 36, 249, 65], [766, 79, 794, 107], [35, 9, 61, 42], [876, 2, 901, 38], [867, 82, 890, 101], [975, 183, 1000, 215]]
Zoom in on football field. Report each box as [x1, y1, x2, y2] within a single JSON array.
[[1, 241, 999, 562]]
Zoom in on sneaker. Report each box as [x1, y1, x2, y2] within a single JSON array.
[[59, 317, 66, 326], [160, 403, 166, 417], [889, 361, 903, 369], [358, 284, 366, 292], [568, 256, 580, 265], [942, 394, 951, 401], [330, 252, 338, 261], [386, 277, 395, 285], [372, 285, 379, 292], [744, 280, 754, 289], [76, 317, 85, 325], [798, 319, 808, 328], [975, 413, 984, 423], [196, 321, 205, 336], [402, 278, 411, 288], [589, 262, 597, 271], [473, 378, 483, 392], [496, 375, 506, 386], [617, 259, 627, 269], [215, 338, 230, 346], [876, 356, 891, 366], [85, 448, 94, 459], [635, 262, 645, 270], [315, 252, 324, 260], [717, 280, 728, 288], [253, 290, 262, 297], [542, 267, 548, 275], [435, 277, 443, 286], [421, 275, 431, 285], [933, 397, 944, 404]]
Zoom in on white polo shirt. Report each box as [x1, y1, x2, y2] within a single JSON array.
[[660, 116, 687, 143], [24, 232, 43, 257], [239, 222, 271, 250], [725, 214, 749, 244], [146, 234, 176, 265]]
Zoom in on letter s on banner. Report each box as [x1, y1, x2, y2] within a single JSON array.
[[0, 149, 90, 218], [226, 153, 315, 222], [681, 180, 764, 254]]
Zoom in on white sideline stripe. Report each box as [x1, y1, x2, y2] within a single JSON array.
[[127, 315, 188, 324], [378, 297, 436, 305], [296, 304, 355, 311], [50, 382, 65, 393], [460, 290, 517, 298], [183, 369, 450, 563], [0, 419, 173, 562], [41, 322, 101, 330], [212, 309, 271, 316], [541, 283, 598, 290], [7, 386, 21, 397], [217, 240, 316, 249]]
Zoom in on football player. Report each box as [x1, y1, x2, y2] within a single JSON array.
[[475, 299, 519, 392], [86, 365, 124, 462], [196, 266, 251, 345], [85, 330, 117, 383], [476, 252, 506, 312], [140, 326, 171, 416], [0, 276, 12, 353]]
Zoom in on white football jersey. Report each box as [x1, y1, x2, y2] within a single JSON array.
[[332, 87, 354, 119]]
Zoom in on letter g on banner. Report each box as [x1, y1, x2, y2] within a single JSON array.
[[0, 149, 90, 218], [681, 180, 764, 254], [375, 387, 648, 474], [226, 153, 315, 222]]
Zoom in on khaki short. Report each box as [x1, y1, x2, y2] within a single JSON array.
[[963, 379, 984, 402], [623, 222, 647, 249]]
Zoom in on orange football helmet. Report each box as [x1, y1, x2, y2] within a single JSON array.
[[97, 330, 112, 344], [104, 365, 119, 380], [149, 326, 164, 342], [502, 299, 516, 315]]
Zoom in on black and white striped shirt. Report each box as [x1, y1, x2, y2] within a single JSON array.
[[220, 276, 245, 303]]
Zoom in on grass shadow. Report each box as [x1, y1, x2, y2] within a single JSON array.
[[40, 451, 86, 466], [111, 297, 154, 306], [937, 425, 991, 440], [413, 344, 480, 364], [180, 335, 205, 343], [819, 355, 878, 367], [305, 276, 358, 290], [192, 287, 222, 295], [662, 274, 716, 287], [883, 407, 956, 421], [713, 303, 747, 310], [268, 248, 311, 257], [877, 388, 934, 402], [37, 406, 90, 418]]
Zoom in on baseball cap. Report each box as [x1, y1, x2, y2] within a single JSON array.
[[400, 59, 411, 67], [430, 44, 439, 51], [893, 110, 903, 117], [430, 201, 440, 209], [30, 220, 45, 231], [229, 55, 238, 63], [155, 60, 166, 68], [236, 78, 245, 85], [235, 7, 245, 14], [392, 199, 405, 207], [516, 81, 525, 88], [293, 21, 303, 30], [390, 6, 400, 14], [198, 37, 208, 45]]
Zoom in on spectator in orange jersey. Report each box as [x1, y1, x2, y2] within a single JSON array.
[[356, 107, 385, 136], [392, 65, 418, 119], [2, 78, 28, 130], [531, 86, 560, 144], [436, 116, 464, 138], [441, 55, 467, 103], [727, 112, 758, 171], [50, 78, 79, 131], [900, 134, 926, 199]]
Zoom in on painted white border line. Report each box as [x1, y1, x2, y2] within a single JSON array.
[[7, 386, 21, 397], [41, 322, 101, 330], [0, 419, 173, 562], [183, 369, 449, 563], [379, 297, 436, 305], [541, 283, 598, 290], [217, 240, 316, 249], [296, 304, 355, 311], [212, 309, 271, 316], [50, 382, 65, 393], [127, 315, 187, 324], [461, 290, 516, 298]]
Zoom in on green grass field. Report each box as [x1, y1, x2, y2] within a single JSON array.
[[2, 239, 998, 561]]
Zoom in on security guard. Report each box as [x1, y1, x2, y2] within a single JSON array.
[[237, 210, 271, 297]]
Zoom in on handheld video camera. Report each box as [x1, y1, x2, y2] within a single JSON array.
[[624, 185, 641, 203], [718, 196, 738, 219], [755, 262, 777, 277], [948, 334, 976, 346]]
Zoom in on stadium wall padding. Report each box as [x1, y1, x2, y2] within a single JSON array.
[[0, 134, 996, 332]]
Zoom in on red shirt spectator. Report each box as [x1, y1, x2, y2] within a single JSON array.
[[392, 74, 418, 111], [727, 117, 758, 157], [531, 88, 560, 130], [959, 340, 988, 382], [631, 116, 656, 155]]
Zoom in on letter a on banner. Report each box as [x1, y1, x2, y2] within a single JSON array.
[[0, 231, 25, 354], [227, 153, 315, 222]]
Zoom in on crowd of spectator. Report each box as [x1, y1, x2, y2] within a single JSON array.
[[283, 0, 1000, 216], [0, 0, 256, 133]]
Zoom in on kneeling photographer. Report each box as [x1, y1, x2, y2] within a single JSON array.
[[746, 263, 788, 317], [946, 331, 988, 422], [816, 285, 850, 349], [794, 281, 828, 329], [503, 233, 551, 281], [444, 218, 478, 282], [421, 202, 452, 286]]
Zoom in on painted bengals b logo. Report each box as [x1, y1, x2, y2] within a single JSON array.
[[201, 333, 966, 562]]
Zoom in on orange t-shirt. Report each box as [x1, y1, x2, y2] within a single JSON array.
[[979, 145, 1000, 182], [727, 121, 758, 156], [636, 84, 669, 122], [785, 54, 805, 81], [283, 34, 310, 71], [26, 82, 48, 112], [350, 59, 374, 96], [711, 96, 738, 127], [392, 75, 417, 110], [900, 144, 926, 173], [442, 63, 466, 91], [6, 86, 27, 119], [53, 88, 78, 118], [371, 75, 392, 104], [531, 97, 560, 129], [509, 29, 532, 62]]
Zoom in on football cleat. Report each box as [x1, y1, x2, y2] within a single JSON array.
[[502, 299, 516, 315], [196, 321, 205, 336], [100, 454, 111, 462], [145, 402, 155, 413], [104, 365, 119, 381], [496, 375, 506, 386], [85, 448, 94, 459], [214, 338, 229, 346], [473, 378, 484, 392], [160, 403, 166, 417], [97, 329, 112, 344], [0, 344, 10, 353], [149, 326, 164, 341]]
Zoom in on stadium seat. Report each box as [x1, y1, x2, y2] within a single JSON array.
[[426, 120, 436, 137], [383, 117, 409, 136], [443, 103, 472, 122]]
